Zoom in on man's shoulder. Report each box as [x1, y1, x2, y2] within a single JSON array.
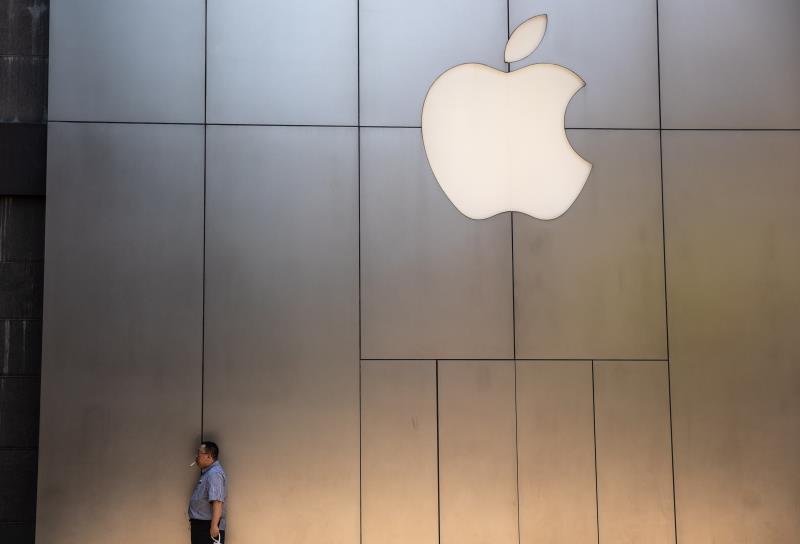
[[208, 462, 226, 477]]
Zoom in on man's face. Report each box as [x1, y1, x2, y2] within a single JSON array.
[[196, 446, 214, 469]]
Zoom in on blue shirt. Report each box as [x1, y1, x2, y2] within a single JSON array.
[[188, 460, 227, 530]]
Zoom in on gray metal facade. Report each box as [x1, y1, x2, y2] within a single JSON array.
[[39, 1, 800, 543]]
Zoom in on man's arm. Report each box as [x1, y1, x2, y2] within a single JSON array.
[[206, 470, 226, 539], [210, 501, 223, 538]]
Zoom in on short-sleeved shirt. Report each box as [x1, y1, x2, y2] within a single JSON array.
[[188, 460, 227, 530]]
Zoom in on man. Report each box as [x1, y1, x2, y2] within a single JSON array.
[[188, 441, 227, 543]]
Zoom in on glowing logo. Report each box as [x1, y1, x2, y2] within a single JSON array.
[[422, 15, 591, 220]]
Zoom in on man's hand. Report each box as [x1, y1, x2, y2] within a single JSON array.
[[210, 499, 223, 540]]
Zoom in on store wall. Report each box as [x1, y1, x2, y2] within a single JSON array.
[[38, 1, 799, 543]]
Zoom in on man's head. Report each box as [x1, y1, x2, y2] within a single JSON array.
[[196, 441, 219, 469]]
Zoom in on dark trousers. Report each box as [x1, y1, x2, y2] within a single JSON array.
[[190, 519, 225, 544]]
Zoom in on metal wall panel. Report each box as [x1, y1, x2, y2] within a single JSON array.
[[48, 0, 204, 123], [37, 123, 204, 544], [594, 361, 675, 544], [204, 126, 359, 544], [663, 131, 800, 542], [207, 0, 357, 125], [509, 0, 659, 129], [360, 128, 513, 359], [516, 361, 597, 544], [438, 361, 518, 544], [660, 0, 800, 129], [361, 361, 438, 544], [514, 130, 666, 359], [359, 0, 508, 127]]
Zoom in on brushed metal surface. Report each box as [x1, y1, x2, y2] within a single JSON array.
[[207, 0, 358, 125], [510, 0, 659, 129], [514, 130, 667, 359], [37, 123, 204, 544], [660, 0, 800, 128], [204, 126, 359, 544], [663, 131, 800, 542], [438, 361, 518, 544], [361, 360, 438, 544], [48, 0, 205, 122], [359, 0, 508, 127], [594, 361, 675, 544], [516, 361, 597, 544], [360, 128, 514, 359]]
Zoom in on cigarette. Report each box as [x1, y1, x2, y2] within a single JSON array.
[[189, 461, 196, 467]]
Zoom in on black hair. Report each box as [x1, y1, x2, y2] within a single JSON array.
[[201, 441, 219, 460]]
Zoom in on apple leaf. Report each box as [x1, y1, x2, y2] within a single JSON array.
[[505, 14, 547, 63]]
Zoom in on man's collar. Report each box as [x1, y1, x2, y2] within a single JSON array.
[[201, 460, 219, 474]]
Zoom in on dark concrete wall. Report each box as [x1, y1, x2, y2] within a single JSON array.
[[0, 1, 48, 541]]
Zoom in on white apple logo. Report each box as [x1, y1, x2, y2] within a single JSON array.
[[421, 14, 591, 220]]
